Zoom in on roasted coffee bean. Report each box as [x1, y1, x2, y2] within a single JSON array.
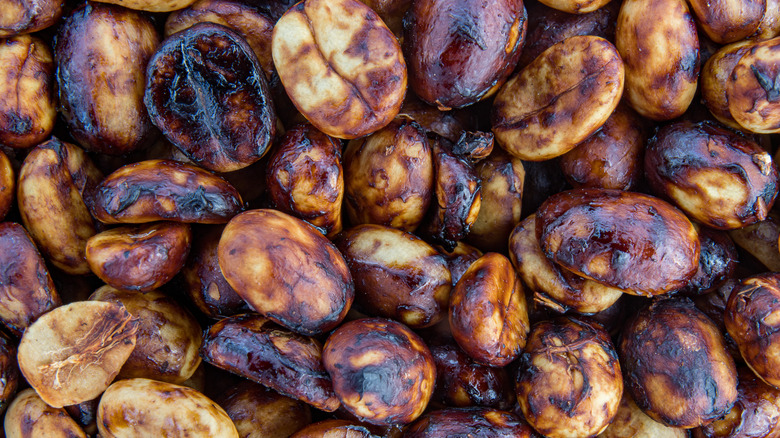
[[403, 408, 537, 437], [0, 0, 62, 37], [4, 389, 87, 438]]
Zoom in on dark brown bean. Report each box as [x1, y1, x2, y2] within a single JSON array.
[[620, 298, 737, 428], [201, 314, 340, 412], [343, 119, 433, 232], [728, 214, 780, 271], [645, 121, 779, 230], [403, 0, 527, 110], [676, 227, 737, 296], [688, 0, 765, 43], [537, 188, 700, 296], [266, 123, 344, 237], [56, 3, 160, 155], [290, 419, 376, 438], [218, 209, 353, 335], [434, 241, 482, 286], [419, 137, 481, 250], [428, 338, 514, 409], [215, 380, 312, 438], [90, 286, 202, 384], [449, 253, 529, 367], [0, 222, 59, 336], [181, 225, 248, 319], [0, 150, 13, 222], [701, 40, 753, 129], [86, 222, 191, 292], [397, 94, 477, 142], [359, 0, 412, 37], [145, 23, 276, 172], [323, 318, 436, 426], [725, 273, 780, 389], [403, 408, 537, 437], [516, 317, 622, 438], [0, 331, 18, 415], [0, 0, 62, 37], [0, 35, 56, 149], [334, 224, 451, 329], [88, 159, 243, 224], [727, 36, 780, 133], [560, 103, 646, 191]]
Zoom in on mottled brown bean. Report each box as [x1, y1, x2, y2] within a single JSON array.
[[404, 0, 526, 109], [701, 41, 753, 129], [4, 389, 87, 438], [56, 3, 159, 155], [18, 138, 102, 274], [17, 301, 138, 408], [403, 408, 537, 438], [599, 390, 687, 438], [323, 318, 436, 425], [725, 274, 780, 389], [272, 0, 407, 139], [492, 35, 624, 161], [435, 241, 482, 286], [215, 380, 312, 438], [449, 253, 528, 367], [620, 298, 738, 428], [509, 214, 623, 314], [560, 104, 645, 191], [0, 0, 62, 37], [181, 225, 248, 319], [0, 35, 56, 149], [90, 286, 202, 384], [165, 0, 276, 77], [419, 137, 481, 250], [218, 209, 353, 335], [0, 151, 13, 221], [359, 0, 411, 36], [97, 378, 238, 438], [0, 222, 59, 336], [0, 332, 18, 415], [676, 227, 738, 296], [343, 119, 433, 232], [86, 222, 191, 292], [266, 123, 344, 237], [688, 0, 765, 43], [465, 149, 524, 252], [537, 189, 700, 296], [727, 37, 780, 133], [334, 224, 451, 329], [646, 121, 779, 229], [145, 23, 276, 172], [516, 317, 622, 438], [92, 0, 197, 12], [728, 214, 780, 271], [201, 314, 340, 412], [616, 0, 699, 120], [397, 95, 476, 142], [428, 338, 514, 409], [88, 159, 243, 224]]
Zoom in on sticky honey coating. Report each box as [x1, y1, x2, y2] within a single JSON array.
[[645, 121, 779, 230], [343, 119, 433, 232], [403, 0, 527, 110], [218, 209, 354, 335], [620, 298, 737, 428], [271, 0, 407, 139], [86, 222, 191, 292], [89, 286, 202, 384], [18, 138, 102, 274], [492, 35, 624, 161], [201, 313, 340, 412], [404, 407, 538, 437], [334, 224, 451, 329], [449, 252, 529, 367], [4, 389, 87, 438], [96, 378, 238, 438], [516, 317, 622, 438], [145, 23, 276, 173], [725, 274, 780, 389], [55, 3, 160, 155], [536, 188, 700, 296], [0, 35, 56, 149], [322, 318, 436, 426], [266, 123, 344, 238], [88, 159, 243, 224], [508, 214, 624, 314], [616, 0, 699, 120], [17, 301, 138, 408], [0, 222, 60, 336]]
